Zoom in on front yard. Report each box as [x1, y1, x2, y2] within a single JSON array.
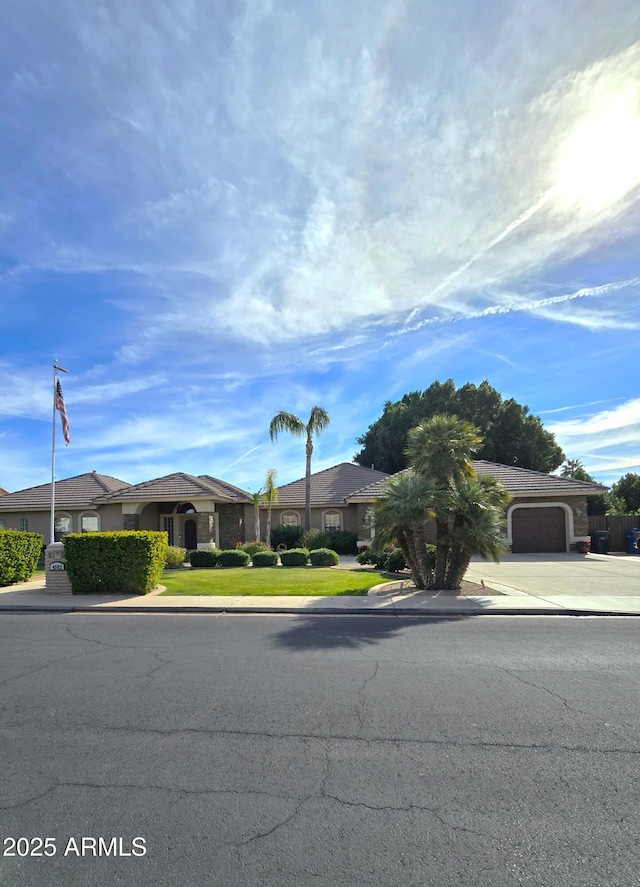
[[160, 567, 390, 596]]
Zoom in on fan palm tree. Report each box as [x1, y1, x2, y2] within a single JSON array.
[[446, 475, 510, 588], [406, 415, 481, 587], [371, 471, 439, 588], [269, 406, 330, 531], [262, 468, 278, 547]]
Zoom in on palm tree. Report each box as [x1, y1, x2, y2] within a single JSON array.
[[406, 415, 481, 587], [371, 471, 438, 589], [262, 468, 278, 547], [269, 406, 330, 531], [446, 475, 510, 589], [249, 488, 263, 542]]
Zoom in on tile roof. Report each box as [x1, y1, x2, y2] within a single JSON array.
[[347, 461, 608, 500], [0, 473, 130, 510], [95, 472, 251, 503], [275, 463, 390, 507], [472, 461, 608, 495], [0, 487, 9, 496]]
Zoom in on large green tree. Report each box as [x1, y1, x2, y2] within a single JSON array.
[[354, 379, 564, 474], [612, 473, 640, 513], [269, 406, 330, 531]]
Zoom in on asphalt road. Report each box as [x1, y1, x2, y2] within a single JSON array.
[[0, 613, 638, 887]]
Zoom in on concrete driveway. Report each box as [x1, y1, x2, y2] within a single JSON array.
[[466, 552, 640, 601]]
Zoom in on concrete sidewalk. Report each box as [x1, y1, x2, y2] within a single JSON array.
[[1, 565, 639, 616]]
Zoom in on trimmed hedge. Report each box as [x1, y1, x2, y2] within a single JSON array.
[[0, 530, 44, 585], [302, 529, 357, 555], [64, 531, 168, 595], [279, 548, 309, 567], [217, 549, 250, 568], [165, 546, 187, 569], [252, 550, 279, 568], [189, 550, 219, 568], [238, 541, 271, 557], [270, 525, 304, 550], [309, 548, 339, 567]]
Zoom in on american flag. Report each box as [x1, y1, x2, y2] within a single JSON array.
[[55, 379, 71, 445]]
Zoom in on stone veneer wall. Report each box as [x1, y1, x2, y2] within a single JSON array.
[[197, 512, 216, 546], [217, 504, 245, 549]]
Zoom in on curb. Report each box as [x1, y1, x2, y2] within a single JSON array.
[[1, 605, 638, 617]]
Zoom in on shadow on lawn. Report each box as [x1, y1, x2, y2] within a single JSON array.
[[270, 613, 472, 652]]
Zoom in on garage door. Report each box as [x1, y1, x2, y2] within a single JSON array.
[[511, 507, 566, 553]]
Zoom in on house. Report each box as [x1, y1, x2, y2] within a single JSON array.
[[0, 472, 130, 540], [252, 462, 390, 543], [0, 460, 607, 554], [0, 471, 252, 550], [347, 460, 608, 553]]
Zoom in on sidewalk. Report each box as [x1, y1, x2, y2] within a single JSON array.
[[1, 569, 639, 616]]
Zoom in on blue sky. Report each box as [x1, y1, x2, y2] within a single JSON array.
[[1, 0, 639, 494]]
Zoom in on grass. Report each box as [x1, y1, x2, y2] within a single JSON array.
[[160, 566, 390, 596]]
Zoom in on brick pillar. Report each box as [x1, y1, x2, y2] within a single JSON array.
[[45, 542, 72, 594]]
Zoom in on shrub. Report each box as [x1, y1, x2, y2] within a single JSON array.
[[385, 548, 407, 573], [239, 541, 271, 557], [189, 549, 219, 568], [279, 548, 309, 567], [0, 530, 44, 585], [270, 524, 304, 550], [301, 529, 357, 555], [425, 544, 436, 570], [217, 549, 250, 568], [252, 550, 279, 568], [309, 548, 339, 567], [64, 531, 167, 595], [357, 549, 374, 565], [165, 546, 187, 569]]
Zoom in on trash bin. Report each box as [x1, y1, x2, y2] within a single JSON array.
[[591, 530, 609, 554], [625, 528, 640, 555]]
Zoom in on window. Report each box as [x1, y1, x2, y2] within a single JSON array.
[[20, 518, 28, 531], [163, 516, 175, 546], [81, 513, 99, 532], [0, 519, 5, 529], [54, 513, 72, 542], [323, 511, 342, 532], [281, 513, 299, 526]]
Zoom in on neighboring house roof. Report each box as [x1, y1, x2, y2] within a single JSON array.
[[275, 463, 390, 508], [347, 460, 608, 501], [0, 472, 130, 512], [0, 486, 8, 496], [95, 472, 252, 504]]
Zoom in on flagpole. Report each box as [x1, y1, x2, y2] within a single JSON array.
[[50, 361, 69, 545], [50, 363, 58, 545]]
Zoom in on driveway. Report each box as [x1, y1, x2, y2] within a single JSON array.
[[466, 552, 640, 601]]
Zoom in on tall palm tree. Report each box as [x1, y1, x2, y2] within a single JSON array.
[[262, 468, 278, 547], [269, 406, 330, 531], [406, 415, 481, 587], [249, 489, 263, 542]]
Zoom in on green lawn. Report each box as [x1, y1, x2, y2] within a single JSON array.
[[160, 566, 390, 596]]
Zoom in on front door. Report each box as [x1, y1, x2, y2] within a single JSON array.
[[184, 518, 197, 550]]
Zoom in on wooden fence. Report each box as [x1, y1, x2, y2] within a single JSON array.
[[588, 514, 640, 551]]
